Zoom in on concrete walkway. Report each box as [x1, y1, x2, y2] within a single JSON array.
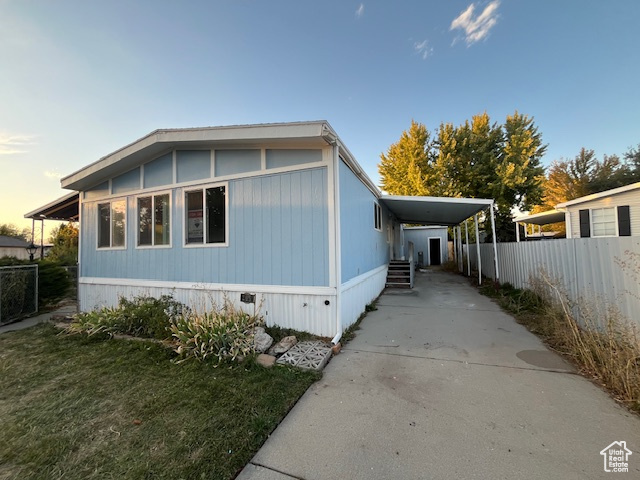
[[0, 302, 77, 335], [238, 270, 640, 479]]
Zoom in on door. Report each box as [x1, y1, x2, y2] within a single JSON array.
[[429, 237, 441, 266]]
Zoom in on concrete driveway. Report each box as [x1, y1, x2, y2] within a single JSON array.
[[238, 270, 640, 479]]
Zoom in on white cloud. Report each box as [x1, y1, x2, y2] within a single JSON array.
[[44, 170, 63, 179], [0, 133, 36, 155], [414, 39, 434, 60], [355, 3, 364, 18], [450, 1, 500, 46]]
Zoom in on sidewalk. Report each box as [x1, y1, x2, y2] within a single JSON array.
[[0, 303, 77, 335], [237, 270, 640, 479]]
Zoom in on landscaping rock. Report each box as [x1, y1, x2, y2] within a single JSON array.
[[256, 353, 276, 368], [269, 335, 297, 356], [254, 327, 273, 353], [331, 342, 342, 355]]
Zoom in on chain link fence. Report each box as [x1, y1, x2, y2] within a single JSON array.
[[0, 265, 38, 326]]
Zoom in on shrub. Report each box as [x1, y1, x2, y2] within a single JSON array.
[[169, 300, 262, 364], [37, 261, 71, 307], [70, 294, 186, 340]]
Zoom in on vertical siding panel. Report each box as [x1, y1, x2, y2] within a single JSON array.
[[270, 175, 283, 285], [311, 168, 326, 285], [255, 177, 264, 284], [300, 170, 313, 285], [280, 174, 293, 283], [290, 172, 303, 285]]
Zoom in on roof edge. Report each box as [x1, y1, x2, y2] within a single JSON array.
[[556, 182, 640, 208], [61, 120, 330, 190]]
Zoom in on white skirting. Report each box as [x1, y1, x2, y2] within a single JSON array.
[[79, 277, 338, 337], [339, 264, 388, 329]]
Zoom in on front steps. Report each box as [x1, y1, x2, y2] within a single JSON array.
[[385, 260, 411, 288]]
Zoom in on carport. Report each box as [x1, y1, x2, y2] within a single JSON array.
[[512, 209, 565, 242], [380, 195, 500, 284], [24, 192, 79, 259]]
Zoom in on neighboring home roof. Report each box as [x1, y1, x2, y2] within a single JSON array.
[[513, 209, 566, 225], [556, 182, 640, 208], [24, 191, 79, 221], [0, 235, 29, 248]]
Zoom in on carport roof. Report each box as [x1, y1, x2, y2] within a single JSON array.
[[24, 191, 79, 221], [380, 195, 493, 226], [512, 209, 565, 225]]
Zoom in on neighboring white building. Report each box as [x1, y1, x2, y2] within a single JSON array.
[[402, 226, 448, 266], [557, 182, 639, 238], [513, 182, 640, 240], [0, 236, 30, 260]]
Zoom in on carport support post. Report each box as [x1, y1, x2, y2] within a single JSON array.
[[515, 222, 520, 242], [474, 214, 482, 285], [452, 226, 457, 266], [490, 204, 499, 283], [457, 226, 463, 273], [465, 220, 470, 276]]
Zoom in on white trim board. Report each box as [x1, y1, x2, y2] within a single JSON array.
[[79, 277, 336, 296]]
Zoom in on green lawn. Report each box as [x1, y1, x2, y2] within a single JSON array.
[[0, 325, 320, 479]]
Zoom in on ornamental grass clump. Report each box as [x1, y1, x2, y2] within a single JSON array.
[[169, 300, 263, 364], [69, 294, 186, 340]]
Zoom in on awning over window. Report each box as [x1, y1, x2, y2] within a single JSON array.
[[379, 195, 493, 226], [24, 192, 79, 221]]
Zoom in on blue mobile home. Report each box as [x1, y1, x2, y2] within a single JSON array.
[[61, 122, 402, 339], [59, 121, 494, 339]]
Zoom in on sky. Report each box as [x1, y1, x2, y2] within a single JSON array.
[[1, 0, 639, 238]]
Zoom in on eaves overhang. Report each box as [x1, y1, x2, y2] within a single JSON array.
[[61, 121, 332, 192]]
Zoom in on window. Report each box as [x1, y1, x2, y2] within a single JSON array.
[[138, 193, 170, 246], [591, 207, 616, 237], [185, 184, 227, 245], [374, 203, 382, 231], [98, 200, 126, 248]]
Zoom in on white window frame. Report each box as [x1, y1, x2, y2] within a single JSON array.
[[590, 207, 618, 238], [183, 181, 229, 248], [135, 190, 172, 249], [374, 202, 382, 231], [96, 198, 127, 250]]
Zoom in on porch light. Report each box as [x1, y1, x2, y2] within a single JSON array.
[[26, 242, 37, 261]]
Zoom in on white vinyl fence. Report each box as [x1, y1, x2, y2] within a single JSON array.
[[465, 238, 640, 326]]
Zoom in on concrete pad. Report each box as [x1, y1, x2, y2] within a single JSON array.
[[354, 272, 573, 372], [241, 271, 640, 479]]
